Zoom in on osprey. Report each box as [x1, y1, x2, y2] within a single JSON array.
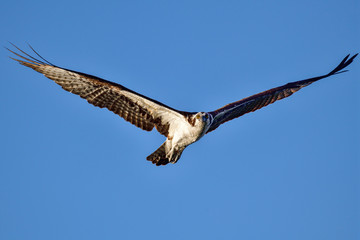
[[8, 44, 357, 166]]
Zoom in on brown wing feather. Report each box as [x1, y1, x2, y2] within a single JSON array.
[[8, 45, 189, 136], [207, 54, 358, 133]]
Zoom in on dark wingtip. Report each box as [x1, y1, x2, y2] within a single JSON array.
[[6, 43, 46, 65], [350, 53, 359, 62], [27, 43, 55, 66], [328, 53, 358, 76]]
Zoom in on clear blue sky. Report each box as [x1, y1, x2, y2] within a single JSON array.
[[0, 1, 359, 239]]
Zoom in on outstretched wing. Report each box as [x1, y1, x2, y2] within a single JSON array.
[[8, 44, 191, 137], [207, 54, 358, 133]]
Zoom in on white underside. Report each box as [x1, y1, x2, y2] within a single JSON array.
[[163, 114, 209, 162], [119, 89, 209, 162]]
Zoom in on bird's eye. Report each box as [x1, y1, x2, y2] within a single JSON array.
[[204, 114, 208, 119], [196, 115, 201, 119]]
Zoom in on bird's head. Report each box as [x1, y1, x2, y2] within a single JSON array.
[[194, 112, 213, 129]]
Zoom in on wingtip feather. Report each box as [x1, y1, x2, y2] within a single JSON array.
[[328, 53, 358, 76]]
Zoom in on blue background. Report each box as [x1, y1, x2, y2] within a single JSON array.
[[1, 1, 359, 239]]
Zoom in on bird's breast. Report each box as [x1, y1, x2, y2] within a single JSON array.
[[169, 120, 206, 148]]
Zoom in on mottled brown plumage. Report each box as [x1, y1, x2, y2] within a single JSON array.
[[7, 44, 192, 137], [206, 53, 358, 133], [8, 44, 357, 166]]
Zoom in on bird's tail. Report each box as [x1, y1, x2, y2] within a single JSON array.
[[146, 142, 170, 166], [146, 142, 185, 166]]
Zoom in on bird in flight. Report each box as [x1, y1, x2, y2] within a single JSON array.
[[8, 44, 357, 166]]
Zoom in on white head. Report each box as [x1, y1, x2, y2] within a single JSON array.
[[193, 112, 213, 132]]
